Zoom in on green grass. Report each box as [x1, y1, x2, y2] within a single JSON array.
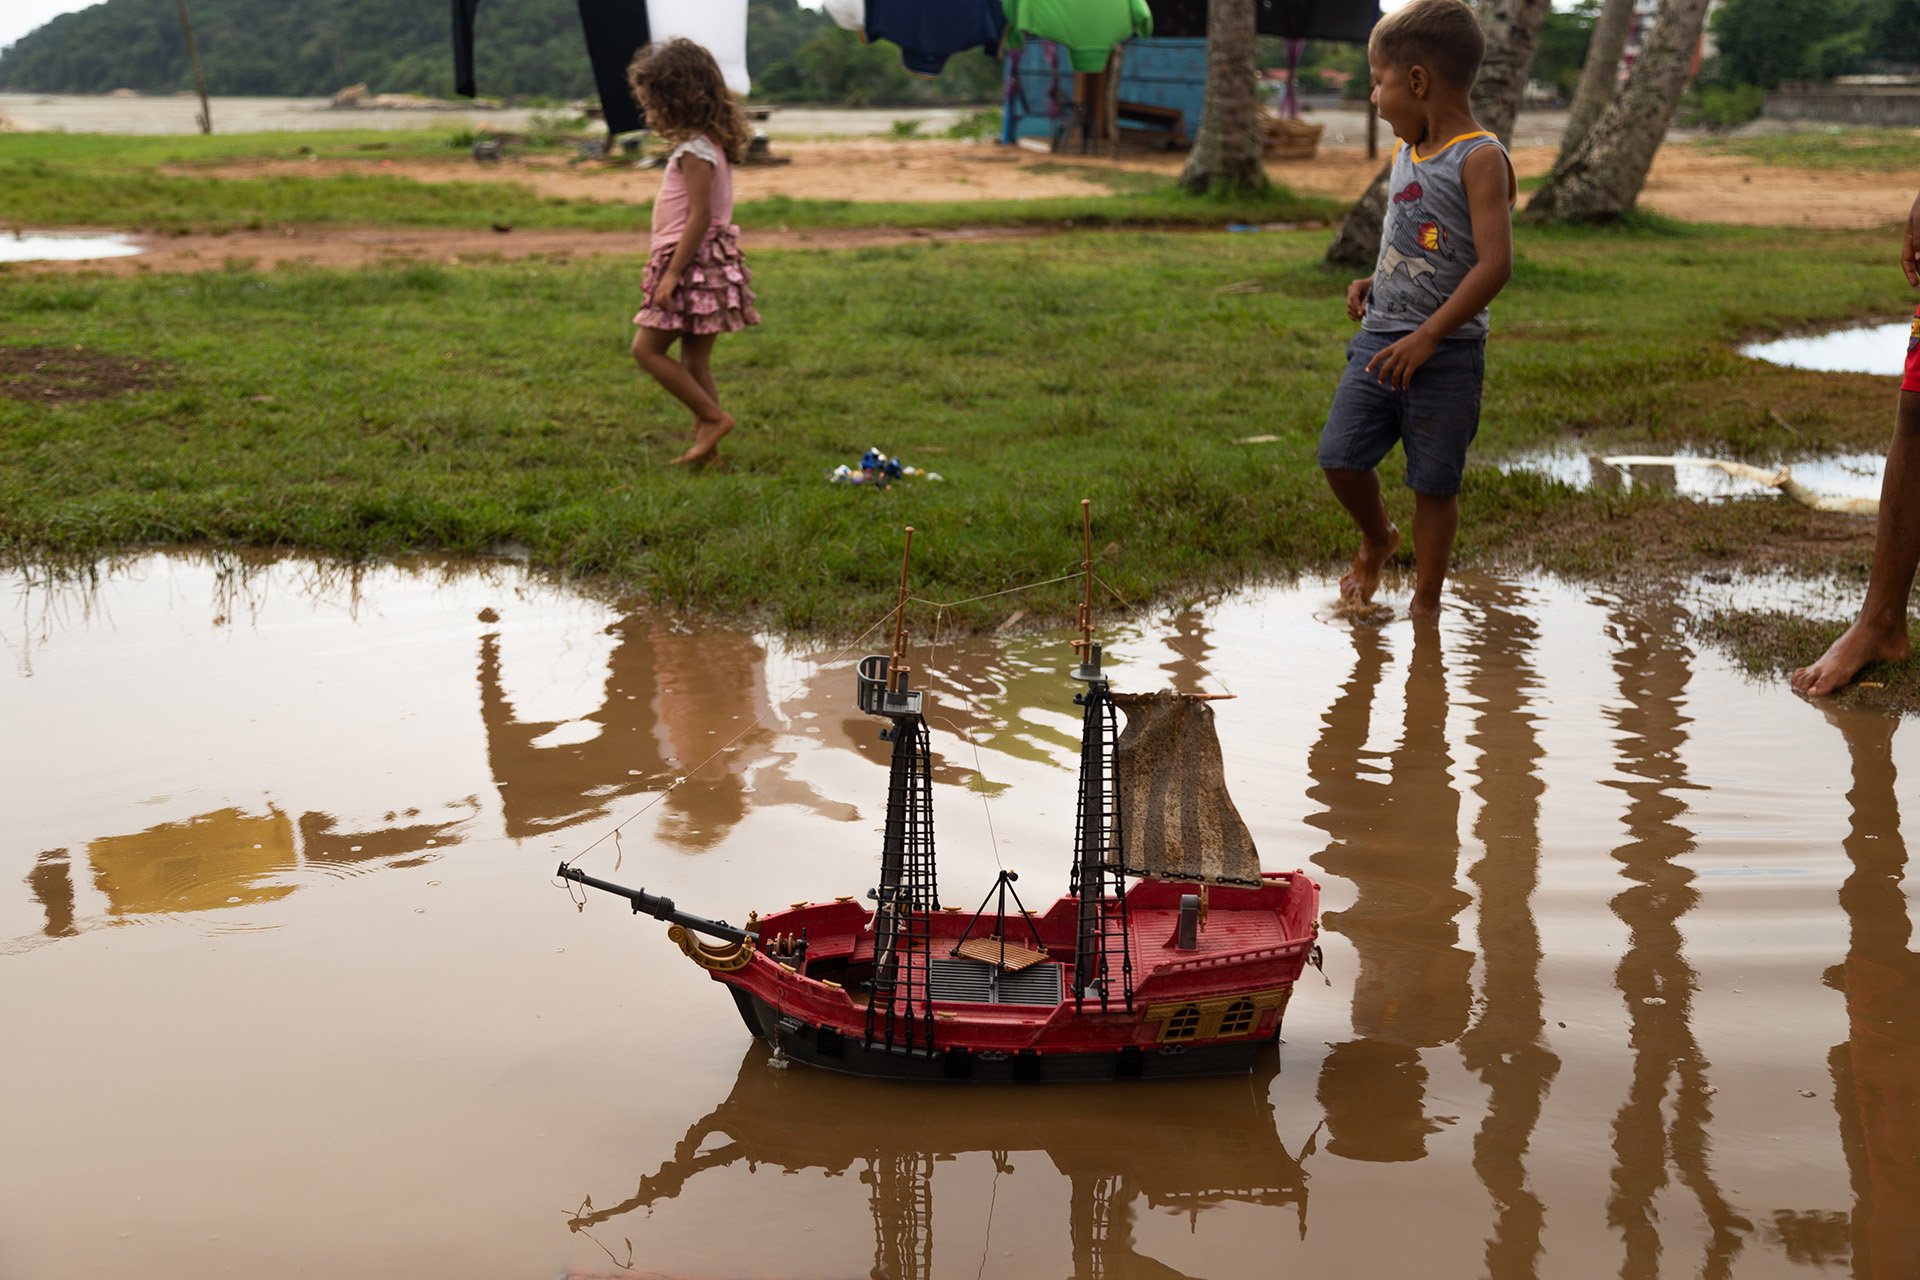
[[0, 130, 1343, 235], [1701, 127, 1920, 174], [0, 215, 1903, 634]]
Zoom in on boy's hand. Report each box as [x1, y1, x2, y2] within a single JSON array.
[[1346, 277, 1372, 321], [1365, 330, 1438, 390], [651, 269, 682, 309], [1905, 190, 1920, 287]]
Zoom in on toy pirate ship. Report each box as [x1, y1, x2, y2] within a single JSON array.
[[558, 505, 1320, 1081]]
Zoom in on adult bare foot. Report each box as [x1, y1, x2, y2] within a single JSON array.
[[1338, 524, 1401, 605], [1408, 593, 1443, 620], [1791, 620, 1912, 697], [670, 412, 734, 466]]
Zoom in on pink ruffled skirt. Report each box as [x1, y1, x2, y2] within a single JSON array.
[[633, 224, 761, 335]]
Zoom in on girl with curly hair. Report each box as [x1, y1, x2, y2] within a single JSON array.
[[627, 38, 761, 465]]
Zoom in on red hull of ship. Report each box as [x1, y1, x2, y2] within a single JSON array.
[[686, 871, 1319, 1082]]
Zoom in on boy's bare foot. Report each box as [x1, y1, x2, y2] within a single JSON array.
[[670, 412, 734, 466], [1339, 525, 1401, 605], [1790, 620, 1912, 696]]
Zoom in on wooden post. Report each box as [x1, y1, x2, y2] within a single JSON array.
[[174, 0, 212, 134], [1366, 99, 1377, 160]]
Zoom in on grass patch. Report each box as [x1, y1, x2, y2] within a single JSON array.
[[1701, 127, 1920, 174], [1693, 608, 1920, 716], [0, 217, 1905, 638]]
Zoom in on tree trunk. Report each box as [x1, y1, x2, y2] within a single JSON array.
[[1526, 0, 1713, 222], [1325, 0, 1551, 267], [1561, 0, 1637, 160], [1325, 164, 1393, 268], [1471, 0, 1553, 142], [1179, 0, 1267, 194]]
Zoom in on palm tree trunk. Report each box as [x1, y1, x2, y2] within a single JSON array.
[[1561, 0, 1637, 160], [1472, 0, 1553, 142], [1179, 0, 1267, 194], [1526, 0, 1713, 222]]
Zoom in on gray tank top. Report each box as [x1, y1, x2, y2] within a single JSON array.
[[1362, 131, 1511, 341]]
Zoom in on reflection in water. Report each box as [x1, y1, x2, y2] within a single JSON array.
[[88, 807, 299, 915], [567, 1044, 1310, 1280], [1458, 586, 1561, 1279], [1308, 624, 1469, 1162], [29, 850, 78, 938], [1601, 601, 1749, 1279], [1823, 709, 1920, 1278], [478, 618, 856, 849]]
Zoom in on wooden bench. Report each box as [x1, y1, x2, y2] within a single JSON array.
[[1115, 100, 1188, 149]]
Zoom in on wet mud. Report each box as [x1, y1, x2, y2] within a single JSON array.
[[4, 552, 1918, 1278]]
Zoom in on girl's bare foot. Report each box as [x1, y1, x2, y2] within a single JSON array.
[[1339, 525, 1401, 605], [670, 412, 734, 466], [1791, 620, 1912, 696]]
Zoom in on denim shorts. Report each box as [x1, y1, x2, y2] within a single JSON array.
[[1318, 329, 1486, 497]]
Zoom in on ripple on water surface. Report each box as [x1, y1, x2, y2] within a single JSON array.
[[3, 550, 1918, 1279]]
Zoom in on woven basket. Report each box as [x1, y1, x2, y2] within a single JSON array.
[[1262, 115, 1323, 161]]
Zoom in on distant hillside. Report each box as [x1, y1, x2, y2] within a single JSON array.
[[0, 0, 1000, 104]]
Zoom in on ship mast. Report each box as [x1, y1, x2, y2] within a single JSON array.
[[854, 528, 939, 1054], [1067, 500, 1134, 1011]]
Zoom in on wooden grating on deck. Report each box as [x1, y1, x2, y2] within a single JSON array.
[[954, 936, 1049, 972]]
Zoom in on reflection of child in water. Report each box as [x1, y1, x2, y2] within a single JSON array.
[[626, 39, 761, 467], [1315, 0, 1515, 620]]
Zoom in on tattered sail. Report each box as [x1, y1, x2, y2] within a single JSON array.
[[1111, 691, 1263, 887]]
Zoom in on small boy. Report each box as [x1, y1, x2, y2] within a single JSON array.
[[1318, 0, 1516, 618]]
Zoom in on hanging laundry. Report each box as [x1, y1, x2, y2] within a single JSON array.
[[1002, 0, 1152, 73], [576, 0, 652, 137], [823, 0, 866, 32], [1256, 0, 1379, 43], [646, 0, 751, 95], [1144, 0, 1206, 40], [452, 0, 483, 99], [865, 0, 1007, 77]]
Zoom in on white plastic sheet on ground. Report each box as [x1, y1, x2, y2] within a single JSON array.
[[646, 0, 751, 95]]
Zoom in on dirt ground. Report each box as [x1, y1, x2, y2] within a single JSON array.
[[15, 137, 1920, 275]]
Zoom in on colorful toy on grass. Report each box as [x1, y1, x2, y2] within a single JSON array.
[[828, 446, 943, 487]]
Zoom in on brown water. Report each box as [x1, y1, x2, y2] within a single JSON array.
[[4, 552, 1916, 1279]]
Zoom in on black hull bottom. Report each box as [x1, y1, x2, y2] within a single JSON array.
[[730, 989, 1273, 1083]]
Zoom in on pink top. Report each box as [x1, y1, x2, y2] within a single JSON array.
[[649, 135, 734, 246]]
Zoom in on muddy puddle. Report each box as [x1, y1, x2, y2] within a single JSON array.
[[1743, 322, 1909, 377], [0, 230, 142, 263], [4, 551, 1917, 1278], [1503, 447, 1886, 504]]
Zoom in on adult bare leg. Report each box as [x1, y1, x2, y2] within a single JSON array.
[[632, 327, 732, 465], [1323, 467, 1402, 604], [1409, 490, 1461, 619], [1793, 390, 1920, 695]]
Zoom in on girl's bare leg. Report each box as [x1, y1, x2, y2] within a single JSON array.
[[632, 327, 732, 464], [676, 333, 728, 462]]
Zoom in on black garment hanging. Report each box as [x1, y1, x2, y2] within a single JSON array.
[[452, 0, 482, 98], [1145, 0, 1207, 40], [1146, 0, 1379, 43], [1256, 0, 1379, 43], [452, 0, 653, 137], [576, 0, 652, 136]]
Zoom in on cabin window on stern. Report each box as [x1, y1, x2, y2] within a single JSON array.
[[1217, 998, 1257, 1037], [1164, 1005, 1203, 1041]]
